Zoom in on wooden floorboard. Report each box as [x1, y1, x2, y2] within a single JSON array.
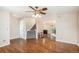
[[0, 38, 79, 53]]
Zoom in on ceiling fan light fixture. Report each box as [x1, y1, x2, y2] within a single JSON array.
[[38, 15, 41, 18], [32, 14, 35, 17], [36, 14, 39, 17], [32, 14, 41, 18]]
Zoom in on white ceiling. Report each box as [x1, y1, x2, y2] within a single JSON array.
[[0, 6, 79, 18], [0, 6, 33, 17]]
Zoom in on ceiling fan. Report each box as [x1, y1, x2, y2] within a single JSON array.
[[25, 6, 48, 15]]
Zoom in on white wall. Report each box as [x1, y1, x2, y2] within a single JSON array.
[[77, 12, 79, 46], [56, 13, 78, 44], [0, 11, 10, 47], [37, 18, 44, 33], [10, 14, 20, 39], [20, 19, 27, 39]]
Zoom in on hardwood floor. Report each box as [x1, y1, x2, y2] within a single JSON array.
[[0, 38, 79, 53]]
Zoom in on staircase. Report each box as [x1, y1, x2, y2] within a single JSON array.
[[27, 24, 36, 39], [30, 24, 36, 30]]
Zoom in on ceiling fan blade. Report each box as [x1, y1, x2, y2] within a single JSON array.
[[29, 6, 36, 11], [25, 11, 34, 12], [40, 11, 46, 14], [42, 8, 48, 11]]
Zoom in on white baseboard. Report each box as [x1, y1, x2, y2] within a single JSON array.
[[10, 37, 26, 40], [0, 40, 10, 47], [56, 40, 77, 45]]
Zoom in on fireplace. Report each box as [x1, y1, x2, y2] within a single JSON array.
[[43, 30, 48, 34]]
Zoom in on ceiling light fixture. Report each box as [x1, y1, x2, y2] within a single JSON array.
[[32, 14, 41, 18]]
